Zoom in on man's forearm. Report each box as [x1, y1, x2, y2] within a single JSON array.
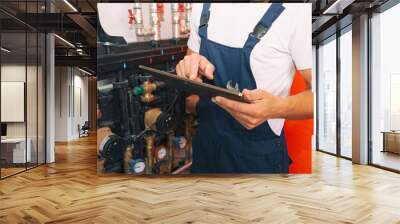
[[278, 89, 313, 120]]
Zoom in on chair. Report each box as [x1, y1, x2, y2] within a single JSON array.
[[79, 121, 90, 138]]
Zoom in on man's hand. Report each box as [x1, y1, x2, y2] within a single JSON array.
[[176, 52, 215, 82], [213, 89, 285, 130], [177, 50, 214, 114]]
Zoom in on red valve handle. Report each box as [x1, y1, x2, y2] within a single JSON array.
[[128, 9, 135, 26], [157, 3, 164, 14], [178, 3, 185, 13]]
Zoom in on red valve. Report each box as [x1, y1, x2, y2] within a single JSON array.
[[128, 9, 135, 29], [157, 3, 164, 14], [178, 3, 185, 13]]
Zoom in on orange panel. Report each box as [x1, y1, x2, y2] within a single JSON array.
[[284, 71, 313, 173]]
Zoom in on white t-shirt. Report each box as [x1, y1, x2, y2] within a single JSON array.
[[187, 3, 312, 136]]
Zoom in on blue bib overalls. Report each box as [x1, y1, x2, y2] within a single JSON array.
[[191, 3, 292, 173]]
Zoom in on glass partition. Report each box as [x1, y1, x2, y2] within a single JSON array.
[[370, 3, 400, 171], [317, 36, 337, 154], [1, 31, 28, 177], [0, 1, 46, 179], [27, 31, 38, 169], [339, 27, 352, 158], [38, 32, 45, 165]]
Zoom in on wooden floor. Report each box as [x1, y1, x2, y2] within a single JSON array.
[[1, 135, 400, 224], [373, 150, 400, 171], [1, 167, 26, 178]]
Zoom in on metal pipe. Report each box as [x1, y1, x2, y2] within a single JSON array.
[[144, 108, 161, 129], [167, 131, 175, 172], [184, 3, 191, 33], [185, 115, 193, 162], [145, 134, 155, 174], [171, 3, 180, 39], [133, 3, 152, 37], [124, 146, 133, 174], [172, 161, 192, 174], [149, 3, 161, 41], [133, 3, 145, 36]]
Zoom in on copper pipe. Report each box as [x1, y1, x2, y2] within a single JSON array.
[[167, 131, 175, 172], [172, 161, 192, 175], [123, 146, 133, 174], [185, 115, 193, 162], [145, 134, 155, 174], [144, 108, 161, 130]]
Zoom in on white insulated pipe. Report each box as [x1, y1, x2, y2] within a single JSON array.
[[133, 3, 145, 36], [149, 3, 161, 41], [184, 3, 191, 33], [171, 3, 180, 39]]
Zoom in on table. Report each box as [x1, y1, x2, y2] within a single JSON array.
[[381, 131, 400, 154], [1, 138, 32, 164]]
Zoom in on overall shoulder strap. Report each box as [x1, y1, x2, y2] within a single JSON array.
[[198, 3, 211, 38], [244, 3, 285, 49]]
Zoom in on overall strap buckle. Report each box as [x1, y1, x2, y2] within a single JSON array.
[[199, 13, 210, 27], [198, 3, 211, 38], [249, 23, 270, 40], [246, 4, 285, 44]]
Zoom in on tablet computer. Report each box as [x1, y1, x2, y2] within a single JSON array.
[[139, 65, 250, 103]]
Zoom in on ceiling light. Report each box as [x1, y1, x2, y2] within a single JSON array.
[[63, 0, 78, 12], [1, 47, 11, 53], [78, 67, 92, 76], [54, 34, 75, 48]]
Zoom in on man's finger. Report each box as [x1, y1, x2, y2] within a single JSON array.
[[243, 89, 266, 102], [199, 56, 214, 80], [193, 77, 203, 83], [214, 96, 254, 115], [183, 56, 192, 79], [189, 56, 200, 80], [217, 105, 258, 129]]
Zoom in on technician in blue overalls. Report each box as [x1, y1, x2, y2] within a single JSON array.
[[176, 3, 313, 173]]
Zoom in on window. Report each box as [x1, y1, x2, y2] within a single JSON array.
[[0, 1, 47, 179], [370, 2, 400, 171], [317, 36, 337, 154], [339, 27, 352, 158]]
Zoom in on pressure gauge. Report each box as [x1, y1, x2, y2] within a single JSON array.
[[154, 146, 167, 161], [173, 136, 187, 149], [130, 159, 146, 174]]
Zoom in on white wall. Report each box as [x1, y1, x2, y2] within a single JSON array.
[[1, 65, 41, 137], [55, 67, 69, 141], [54, 67, 89, 141], [1, 63, 46, 163]]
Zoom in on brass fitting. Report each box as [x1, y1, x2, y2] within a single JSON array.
[[145, 134, 155, 174], [140, 81, 157, 103], [144, 108, 161, 130], [124, 146, 133, 174]]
